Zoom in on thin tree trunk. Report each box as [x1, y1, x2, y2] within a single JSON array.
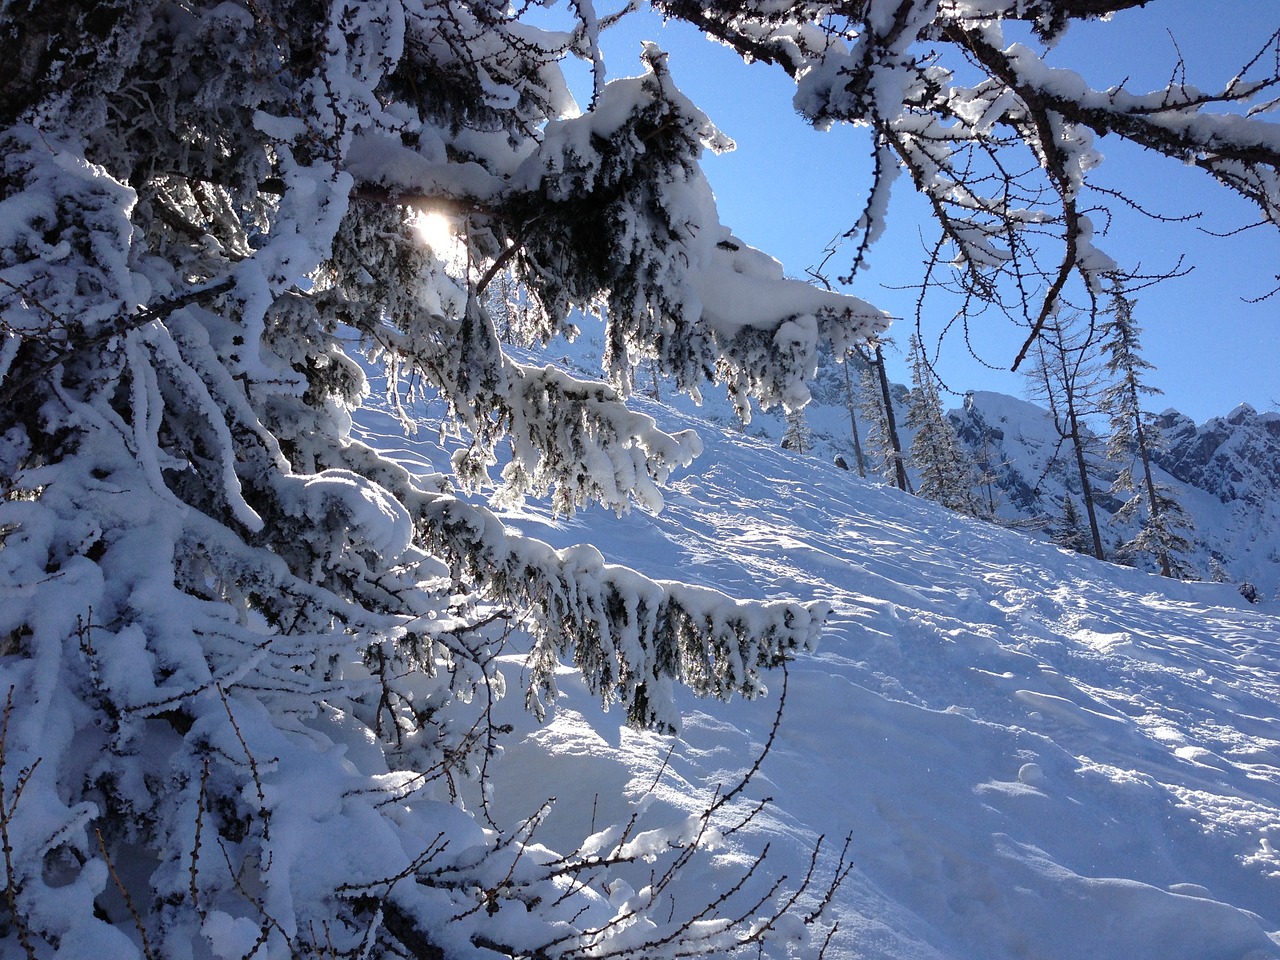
[[1131, 396, 1172, 577], [873, 344, 912, 493], [1065, 403, 1106, 561], [1037, 335, 1104, 561], [842, 353, 866, 478]]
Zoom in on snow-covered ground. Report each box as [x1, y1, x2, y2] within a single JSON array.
[[360, 383, 1280, 960], [547, 323, 1280, 592]]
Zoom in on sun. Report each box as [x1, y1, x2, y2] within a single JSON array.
[[412, 210, 455, 253]]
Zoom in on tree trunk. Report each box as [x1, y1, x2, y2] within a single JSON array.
[[1036, 334, 1104, 562], [842, 352, 867, 478], [1065, 403, 1106, 561], [1131, 397, 1173, 577], [872, 344, 912, 493]]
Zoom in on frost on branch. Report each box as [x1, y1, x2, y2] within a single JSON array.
[[0, 0, 863, 957], [657, 0, 1280, 360]]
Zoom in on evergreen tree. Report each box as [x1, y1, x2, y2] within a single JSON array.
[[1024, 314, 1107, 560], [1099, 281, 1195, 579], [1209, 557, 1230, 583], [1054, 495, 1092, 555], [1118, 491, 1197, 579], [905, 335, 984, 515], [781, 408, 813, 453], [857, 339, 911, 492], [0, 5, 883, 956]]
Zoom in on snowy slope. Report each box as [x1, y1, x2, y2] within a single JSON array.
[[552, 323, 1280, 592], [358, 386, 1280, 960]]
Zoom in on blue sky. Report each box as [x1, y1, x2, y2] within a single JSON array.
[[559, 0, 1280, 423]]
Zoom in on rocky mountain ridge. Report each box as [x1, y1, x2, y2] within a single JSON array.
[[1157, 403, 1280, 506], [915, 392, 1280, 593]]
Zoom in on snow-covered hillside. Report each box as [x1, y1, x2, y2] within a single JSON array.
[[570, 324, 1280, 592], [359, 385, 1280, 960]]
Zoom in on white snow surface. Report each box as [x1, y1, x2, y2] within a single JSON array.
[[357, 385, 1280, 960]]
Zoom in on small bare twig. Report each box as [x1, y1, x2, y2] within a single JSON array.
[[189, 758, 210, 921], [0, 687, 41, 960], [216, 683, 268, 837], [95, 828, 156, 960], [216, 835, 287, 956], [707, 657, 788, 818]]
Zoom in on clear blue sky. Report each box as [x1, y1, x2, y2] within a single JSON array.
[[557, 0, 1280, 423]]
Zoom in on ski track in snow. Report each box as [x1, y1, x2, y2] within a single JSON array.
[[359, 392, 1280, 960]]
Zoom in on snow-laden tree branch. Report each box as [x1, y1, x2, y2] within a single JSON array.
[[0, 1, 875, 957], [654, 0, 1280, 362]]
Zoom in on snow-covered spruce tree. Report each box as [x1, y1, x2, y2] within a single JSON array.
[[0, 3, 884, 958], [1099, 281, 1195, 579], [1054, 495, 1092, 556], [1209, 557, 1230, 584], [780, 408, 813, 453], [905, 335, 983, 516]]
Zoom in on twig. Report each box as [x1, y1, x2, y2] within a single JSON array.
[[216, 684, 270, 840], [95, 827, 156, 960], [189, 758, 210, 920], [707, 658, 788, 818], [0, 687, 40, 959]]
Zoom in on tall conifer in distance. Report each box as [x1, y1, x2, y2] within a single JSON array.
[[906, 335, 984, 516], [1099, 281, 1195, 579]]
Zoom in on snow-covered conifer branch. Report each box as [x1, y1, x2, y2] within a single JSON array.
[[419, 495, 828, 732], [1, 1, 869, 955]]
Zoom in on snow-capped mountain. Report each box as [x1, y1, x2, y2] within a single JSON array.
[[1158, 403, 1280, 505], [950, 392, 1280, 591]]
